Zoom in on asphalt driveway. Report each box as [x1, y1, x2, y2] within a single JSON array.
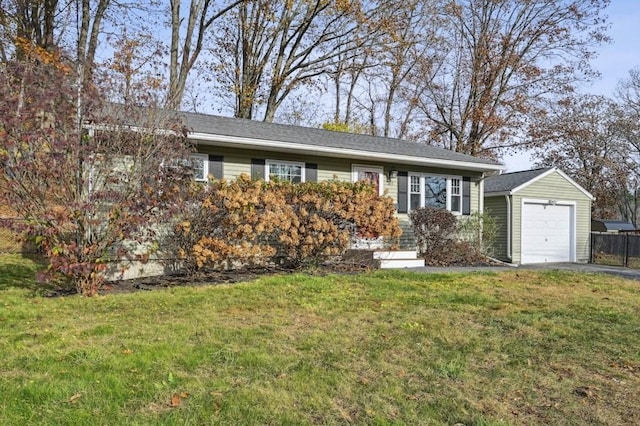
[[410, 262, 640, 281]]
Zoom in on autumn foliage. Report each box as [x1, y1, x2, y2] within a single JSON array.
[[172, 175, 401, 270], [0, 45, 193, 296]]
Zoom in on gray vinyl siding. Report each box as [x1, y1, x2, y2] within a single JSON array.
[[484, 196, 509, 261], [510, 172, 591, 264]]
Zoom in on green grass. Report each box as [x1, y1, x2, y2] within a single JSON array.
[[2, 256, 640, 424]]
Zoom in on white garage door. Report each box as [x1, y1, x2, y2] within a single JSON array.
[[521, 202, 573, 264]]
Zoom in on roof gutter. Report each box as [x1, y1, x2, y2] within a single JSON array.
[[189, 132, 505, 173]]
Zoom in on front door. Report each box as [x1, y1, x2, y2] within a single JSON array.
[[352, 165, 384, 195], [351, 165, 385, 249]]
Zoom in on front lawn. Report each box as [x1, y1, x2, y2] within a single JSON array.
[[2, 256, 640, 424]]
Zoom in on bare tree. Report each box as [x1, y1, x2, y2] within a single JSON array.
[[166, 0, 241, 110], [530, 95, 632, 220], [375, 0, 439, 138], [75, 0, 110, 85], [415, 0, 609, 158], [212, 0, 397, 122], [616, 67, 640, 151], [329, 40, 367, 125], [613, 68, 640, 224]]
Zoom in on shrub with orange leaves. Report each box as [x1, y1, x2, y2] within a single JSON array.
[[171, 175, 401, 271]]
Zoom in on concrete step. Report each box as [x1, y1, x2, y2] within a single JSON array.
[[373, 250, 419, 260], [380, 258, 425, 269]]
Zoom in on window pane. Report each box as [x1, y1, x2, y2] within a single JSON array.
[[451, 178, 460, 195], [424, 176, 446, 209], [191, 156, 205, 181], [269, 162, 302, 183], [451, 195, 461, 212], [410, 194, 421, 211], [268, 163, 279, 178], [410, 175, 421, 193]]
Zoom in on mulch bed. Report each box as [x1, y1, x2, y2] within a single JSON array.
[[42, 254, 503, 297], [99, 262, 372, 296]]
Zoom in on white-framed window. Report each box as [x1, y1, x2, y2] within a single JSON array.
[[408, 174, 463, 214], [450, 178, 461, 212], [266, 160, 304, 183], [410, 175, 421, 210], [190, 154, 209, 182]]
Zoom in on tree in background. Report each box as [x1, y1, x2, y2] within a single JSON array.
[[413, 0, 609, 158], [341, 0, 440, 139], [210, 0, 398, 121], [0, 0, 58, 59], [613, 68, 640, 224], [529, 95, 635, 220], [1, 0, 611, 157], [166, 0, 241, 110]]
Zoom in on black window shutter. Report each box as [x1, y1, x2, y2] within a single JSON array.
[[462, 177, 471, 215], [397, 171, 408, 213], [251, 158, 265, 180], [305, 163, 317, 182], [208, 155, 223, 180]]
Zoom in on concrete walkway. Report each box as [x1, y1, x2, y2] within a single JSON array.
[[408, 262, 640, 281]]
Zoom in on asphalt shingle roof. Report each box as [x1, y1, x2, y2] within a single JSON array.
[[181, 111, 501, 167], [484, 167, 552, 193]]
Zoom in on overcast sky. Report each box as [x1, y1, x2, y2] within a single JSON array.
[[503, 1, 640, 172]]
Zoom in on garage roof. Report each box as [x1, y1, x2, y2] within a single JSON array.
[[484, 167, 594, 200], [484, 168, 551, 193]]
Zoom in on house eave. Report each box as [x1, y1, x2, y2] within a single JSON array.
[[484, 191, 512, 197], [189, 132, 505, 173]]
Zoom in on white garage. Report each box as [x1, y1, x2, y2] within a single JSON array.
[[484, 168, 593, 265]]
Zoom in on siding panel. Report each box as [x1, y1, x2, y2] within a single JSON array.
[[484, 196, 509, 261]]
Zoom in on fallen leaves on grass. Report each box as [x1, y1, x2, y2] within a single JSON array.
[[574, 386, 599, 399], [66, 393, 81, 404], [169, 392, 189, 408]]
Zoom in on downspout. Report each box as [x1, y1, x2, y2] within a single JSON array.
[[479, 174, 485, 213], [478, 174, 485, 251], [505, 194, 512, 261]]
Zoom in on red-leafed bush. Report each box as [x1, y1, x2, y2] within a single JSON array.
[[409, 207, 494, 266]]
